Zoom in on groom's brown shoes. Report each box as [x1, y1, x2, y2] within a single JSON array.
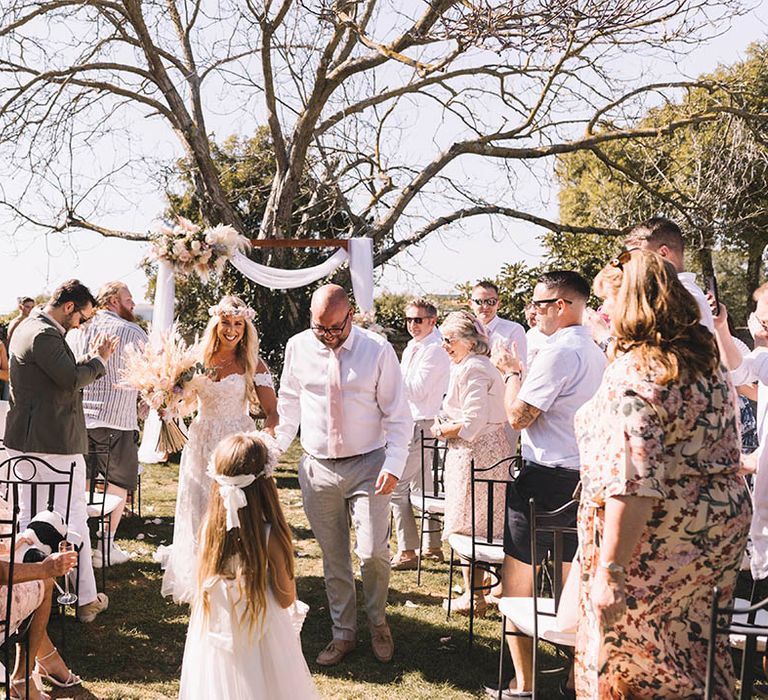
[[370, 622, 394, 663], [316, 638, 356, 666]]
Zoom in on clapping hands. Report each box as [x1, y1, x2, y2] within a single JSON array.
[[491, 339, 522, 375], [89, 333, 120, 361]]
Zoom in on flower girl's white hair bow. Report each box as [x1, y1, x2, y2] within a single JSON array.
[[206, 431, 282, 531]]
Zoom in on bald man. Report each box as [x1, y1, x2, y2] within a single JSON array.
[[276, 285, 412, 666]]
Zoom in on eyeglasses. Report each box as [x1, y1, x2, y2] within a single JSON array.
[[311, 313, 350, 337], [530, 298, 573, 310], [471, 298, 498, 307], [441, 336, 457, 345], [609, 248, 637, 271], [405, 317, 426, 325]]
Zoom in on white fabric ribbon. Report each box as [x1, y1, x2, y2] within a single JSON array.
[[210, 472, 257, 531]]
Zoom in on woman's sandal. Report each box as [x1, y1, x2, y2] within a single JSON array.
[[34, 647, 82, 688], [9, 676, 51, 700]]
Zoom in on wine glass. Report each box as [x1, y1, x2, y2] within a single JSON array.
[[56, 540, 78, 606]]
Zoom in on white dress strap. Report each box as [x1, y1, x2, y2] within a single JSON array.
[[254, 372, 274, 389]]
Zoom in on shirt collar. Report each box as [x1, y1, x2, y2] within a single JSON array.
[[547, 324, 591, 342], [484, 315, 500, 332], [410, 327, 441, 347], [38, 309, 66, 336], [677, 272, 695, 283]]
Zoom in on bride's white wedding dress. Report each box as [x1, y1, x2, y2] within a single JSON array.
[[179, 525, 319, 700], [156, 371, 273, 603]]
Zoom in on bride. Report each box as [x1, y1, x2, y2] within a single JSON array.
[[156, 296, 278, 603]]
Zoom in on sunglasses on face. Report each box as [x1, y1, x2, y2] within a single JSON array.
[[405, 317, 426, 325], [530, 298, 573, 310], [471, 298, 498, 307]]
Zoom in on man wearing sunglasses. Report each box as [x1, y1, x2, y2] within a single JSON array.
[[624, 217, 714, 332], [390, 298, 450, 571], [469, 281, 527, 366], [276, 284, 412, 667], [489, 271, 605, 698]]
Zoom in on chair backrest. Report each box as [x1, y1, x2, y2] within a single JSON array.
[[0, 486, 18, 646], [469, 455, 520, 549], [86, 434, 113, 513], [0, 454, 76, 527], [528, 497, 578, 611], [419, 430, 447, 499], [705, 579, 768, 700]]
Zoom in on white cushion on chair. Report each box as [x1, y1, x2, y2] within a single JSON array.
[[448, 533, 505, 565], [498, 596, 576, 647], [728, 597, 768, 652], [86, 492, 124, 518], [410, 492, 445, 514]]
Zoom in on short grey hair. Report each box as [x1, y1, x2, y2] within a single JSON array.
[[440, 310, 490, 357]]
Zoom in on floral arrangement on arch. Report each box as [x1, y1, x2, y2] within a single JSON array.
[[148, 217, 250, 282], [120, 325, 211, 453]]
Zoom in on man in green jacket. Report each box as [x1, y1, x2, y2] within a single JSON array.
[[4, 279, 118, 623]]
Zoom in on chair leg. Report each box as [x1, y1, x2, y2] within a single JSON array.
[[468, 560, 475, 649], [137, 474, 142, 519], [416, 510, 425, 587], [447, 548, 455, 620], [498, 616, 506, 700]]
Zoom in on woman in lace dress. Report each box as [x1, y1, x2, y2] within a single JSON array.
[[158, 296, 278, 603], [432, 311, 512, 617]]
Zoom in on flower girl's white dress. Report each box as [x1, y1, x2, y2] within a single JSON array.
[[179, 525, 318, 700], [157, 372, 272, 603]]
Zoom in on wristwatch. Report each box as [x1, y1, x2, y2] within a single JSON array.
[[600, 561, 626, 576], [503, 371, 522, 383], [598, 336, 615, 353]]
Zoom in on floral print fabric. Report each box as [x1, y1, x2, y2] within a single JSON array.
[[573, 353, 751, 699]]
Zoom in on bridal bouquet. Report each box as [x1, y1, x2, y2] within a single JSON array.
[[148, 217, 250, 282], [120, 326, 209, 453]]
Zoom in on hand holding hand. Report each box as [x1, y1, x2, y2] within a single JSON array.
[[43, 550, 78, 578], [374, 471, 398, 496], [430, 418, 442, 438], [591, 566, 627, 630]]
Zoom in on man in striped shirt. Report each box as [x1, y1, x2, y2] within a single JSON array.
[[68, 282, 148, 566]]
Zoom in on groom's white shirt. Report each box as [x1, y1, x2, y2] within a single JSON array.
[[275, 325, 412, 478]]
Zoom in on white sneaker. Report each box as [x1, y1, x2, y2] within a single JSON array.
[[92, 543, 131, 568]]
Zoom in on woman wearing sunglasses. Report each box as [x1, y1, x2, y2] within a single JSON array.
[[572, 249, 750, 698]]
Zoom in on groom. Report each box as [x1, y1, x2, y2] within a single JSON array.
[[276, 284, 412, 666]]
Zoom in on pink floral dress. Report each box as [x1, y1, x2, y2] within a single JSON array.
[[573, 353, 751, 699]]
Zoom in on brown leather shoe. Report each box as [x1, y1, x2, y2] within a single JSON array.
[[316, 638, 356, 666], [370, 622, 394, 663], [420, 547, 445, 563]]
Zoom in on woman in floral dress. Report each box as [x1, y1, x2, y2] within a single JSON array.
[[573, 250, 751, 699]]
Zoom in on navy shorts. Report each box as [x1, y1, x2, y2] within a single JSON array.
[[503, 461, 579, 565]]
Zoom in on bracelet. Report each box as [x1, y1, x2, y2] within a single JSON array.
[[503, 371, 522, 383], [600, 561, 626, 576], [597, 336, 615, 353]]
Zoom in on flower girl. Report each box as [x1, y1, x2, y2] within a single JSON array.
[[178, 432, 318, 699]]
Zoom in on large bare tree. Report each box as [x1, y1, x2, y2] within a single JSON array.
[[0, 0, 762, 269]]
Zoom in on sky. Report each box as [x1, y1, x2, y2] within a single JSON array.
[[1, 5, 767, 315]]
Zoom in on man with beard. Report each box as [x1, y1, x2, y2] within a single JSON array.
[[276, 284, 412, 666], [69, 282, 148, 568], [4, 279, 118, 622]]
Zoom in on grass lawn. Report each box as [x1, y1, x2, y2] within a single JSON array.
[[48, 442, 567, 699]]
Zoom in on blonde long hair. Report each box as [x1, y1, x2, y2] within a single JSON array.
[[198, 433, 294, 633], [602, 250, 719, 384], [200, 295, 261, 408]]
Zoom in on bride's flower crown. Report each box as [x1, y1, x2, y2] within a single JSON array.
[[208, 302, 256, 321]]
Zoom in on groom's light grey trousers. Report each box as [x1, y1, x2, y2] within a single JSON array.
[[298, 447, 391, 641]]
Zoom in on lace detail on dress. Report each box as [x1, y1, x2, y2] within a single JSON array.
[[159, 373, 257, 603], [254, 372, 274, 389]]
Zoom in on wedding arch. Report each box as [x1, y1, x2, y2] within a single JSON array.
[[138, 225, 374, 463]]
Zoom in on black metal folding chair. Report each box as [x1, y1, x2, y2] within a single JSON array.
[[446, 455, 518, 648], [497, 497, 578, 699], [706, 577, 768, 699], [411, 431, 447, 585]]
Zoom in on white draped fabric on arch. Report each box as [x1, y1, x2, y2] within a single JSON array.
[[138, 237, 374, 463]]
